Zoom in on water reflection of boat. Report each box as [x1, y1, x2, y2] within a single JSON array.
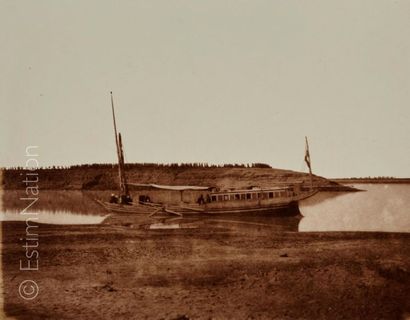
[[97, 92, 317, 217], [143, 215, 300, 232]]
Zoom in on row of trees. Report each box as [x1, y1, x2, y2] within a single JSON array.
[[3, 162, 272, 171], [343, 176, 397, 180]]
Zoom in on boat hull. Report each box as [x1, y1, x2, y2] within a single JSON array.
[[96, 199, 302, 216], [202, 201, 300, 216], [95, 199, 160, 214]]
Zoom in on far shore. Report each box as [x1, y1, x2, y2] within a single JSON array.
[[333, 178, 410, 184]]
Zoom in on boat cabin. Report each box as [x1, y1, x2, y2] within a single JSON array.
[[209, 187, 295, 203], [127, 183, 301, 207]]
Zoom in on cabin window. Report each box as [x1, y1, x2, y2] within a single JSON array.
[[280, 191, 286, 197], [251, 193, 257, 200], [268, 192, 274, 199], [217, 195, 224, 201], [258, 193, 263, 199], [240, 193, 246, 200], [246, 193, 251, 200], [224, 195, 229, 201], [235, 194, 240, 200], [211, 195, 217, 202]]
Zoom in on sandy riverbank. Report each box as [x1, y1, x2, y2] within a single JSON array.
[[1, 214, 409, 320]]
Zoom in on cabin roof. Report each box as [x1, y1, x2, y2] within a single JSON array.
[[127, 183, 211, 191], [214, 187, 291, 194]]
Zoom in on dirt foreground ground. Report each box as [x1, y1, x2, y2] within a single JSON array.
[[1, 215, 410, 320]]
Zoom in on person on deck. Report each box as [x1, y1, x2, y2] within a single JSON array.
[[197, 194, 205, 205], [109, 194, 118, 204]]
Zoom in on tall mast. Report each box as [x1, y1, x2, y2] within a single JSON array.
[[110, 91, 124, 194], [305, 136, 313, 190], [118, 133, 129, 196]]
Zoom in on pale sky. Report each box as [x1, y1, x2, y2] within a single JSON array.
[[1, 0, 409, 178]]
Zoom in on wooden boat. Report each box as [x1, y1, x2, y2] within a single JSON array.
[[96, 92, 318, 217], [111, 183, 317, 216]]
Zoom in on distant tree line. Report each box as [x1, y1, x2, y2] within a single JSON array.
[[2, 162, 272, 171], [345, 176, 397, 180]]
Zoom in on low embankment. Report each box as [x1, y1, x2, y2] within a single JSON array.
[[1, 164, 356, 191]]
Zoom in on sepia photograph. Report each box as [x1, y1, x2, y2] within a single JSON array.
[[1, 1, 409, 319]]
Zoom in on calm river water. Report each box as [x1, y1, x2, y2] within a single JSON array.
[[299, 184, 410, 232], [1, 184, 409, 232]]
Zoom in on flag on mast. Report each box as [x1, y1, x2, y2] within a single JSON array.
[[304, 136, 313, 191], [304, 136, 312, 172]]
